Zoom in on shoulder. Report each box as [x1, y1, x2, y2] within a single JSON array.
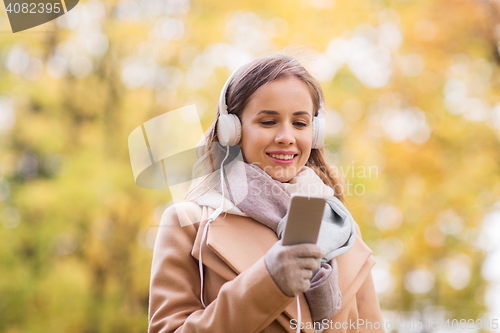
[[336, 220, 375, 281], [353, 221, 364, 240], [160, 201, 204, 228], [153, 202, 204, 252], [351, 221, 373, 261]]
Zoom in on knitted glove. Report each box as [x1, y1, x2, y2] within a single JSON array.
[[264, 239, 325, 297], [304, 258, 342, 322]]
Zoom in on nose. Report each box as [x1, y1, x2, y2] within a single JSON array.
[[275, 124, 295, 145]]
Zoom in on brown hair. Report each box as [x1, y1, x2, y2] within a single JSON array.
[[186, 54, 346, 203]]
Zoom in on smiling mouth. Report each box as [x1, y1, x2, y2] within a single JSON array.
[[266, 153, 298, 161]]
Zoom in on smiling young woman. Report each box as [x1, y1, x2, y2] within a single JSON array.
[[147, 54, 383, 333]]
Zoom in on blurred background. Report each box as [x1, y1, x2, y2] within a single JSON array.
[[1, 0, 500, 332]]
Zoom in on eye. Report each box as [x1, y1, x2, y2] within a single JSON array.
[[260, 121, 276, 126], [294, 122, 307, 127]]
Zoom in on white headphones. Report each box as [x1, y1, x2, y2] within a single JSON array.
[[216, 67, 326, 149]]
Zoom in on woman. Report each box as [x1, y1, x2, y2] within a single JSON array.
[[148, 54, 384, 333]]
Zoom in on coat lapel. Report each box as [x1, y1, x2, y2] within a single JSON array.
[[206, 213, 276, 273], [191, 207, 238, 282]]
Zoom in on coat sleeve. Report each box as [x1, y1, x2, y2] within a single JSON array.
[[356, 271, 385, 333], [148, 203, 295, 333]]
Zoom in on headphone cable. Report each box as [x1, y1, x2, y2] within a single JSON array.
[[199, 145, 230, 308]]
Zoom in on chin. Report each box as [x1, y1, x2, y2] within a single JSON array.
[[255, 163, 298, 183], [269, 172, 295, 183]]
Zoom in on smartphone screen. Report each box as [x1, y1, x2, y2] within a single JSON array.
[[282, 194, 326, 246]]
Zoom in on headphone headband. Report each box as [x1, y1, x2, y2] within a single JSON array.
[[218, 66, 244, 116]]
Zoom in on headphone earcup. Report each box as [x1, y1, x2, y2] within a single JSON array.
[[311, 116, 326, 149], [217, 114, 242, 146]]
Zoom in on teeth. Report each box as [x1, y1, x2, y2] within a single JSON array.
[[269, 154, 295, 160]]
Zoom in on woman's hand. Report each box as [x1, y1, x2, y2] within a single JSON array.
[[264, 239, 325, 297]]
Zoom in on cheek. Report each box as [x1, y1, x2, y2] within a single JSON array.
[[240, 124, 265, 158], [298, 131, 313, 150], [242, 124, 268, 145], [297, 132, 313, 164]]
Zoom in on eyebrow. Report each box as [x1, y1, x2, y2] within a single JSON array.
[[256, 110, 312, 118]]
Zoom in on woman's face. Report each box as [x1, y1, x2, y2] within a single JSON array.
[[238, 75, 314, 182]]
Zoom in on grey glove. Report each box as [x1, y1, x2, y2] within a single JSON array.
[[264, 239, 325, 297]]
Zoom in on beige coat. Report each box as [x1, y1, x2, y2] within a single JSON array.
[[148, 201, 385, 333]]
